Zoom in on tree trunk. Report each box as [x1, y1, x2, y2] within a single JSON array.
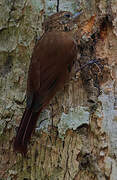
[[0, 0, 117, 179]]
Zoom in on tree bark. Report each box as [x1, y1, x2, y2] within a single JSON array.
[[0, 0, 117, 179]]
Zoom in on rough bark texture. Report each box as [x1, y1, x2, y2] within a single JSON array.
[[0, 0, 117, 179]]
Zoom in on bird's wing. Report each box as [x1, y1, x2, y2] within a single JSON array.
[[27, 31, 77, 111]]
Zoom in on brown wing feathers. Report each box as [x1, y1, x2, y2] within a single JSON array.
[[13, 11, 78, 154]]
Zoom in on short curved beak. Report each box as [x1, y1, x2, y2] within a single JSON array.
[[71, 11, 83, 22]]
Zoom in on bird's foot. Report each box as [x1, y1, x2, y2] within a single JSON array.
[[73, 59, 104, 78]]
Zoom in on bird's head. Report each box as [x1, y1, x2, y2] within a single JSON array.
[[43, 11, 82, 32]]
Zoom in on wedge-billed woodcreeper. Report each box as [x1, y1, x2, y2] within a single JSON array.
[[14, 11, 81, 154]]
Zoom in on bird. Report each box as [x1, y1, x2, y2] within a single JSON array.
[[13, 11, 82, 154]]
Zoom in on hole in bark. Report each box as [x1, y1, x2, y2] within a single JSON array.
[[77, 123, 89, 129], [88, 99, 96, 104], [0, 54, 13, 76]]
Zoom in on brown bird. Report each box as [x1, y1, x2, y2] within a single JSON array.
[[14, 11, 81, 154]]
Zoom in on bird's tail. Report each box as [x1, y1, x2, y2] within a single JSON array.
[[13, 108, 40, 155]]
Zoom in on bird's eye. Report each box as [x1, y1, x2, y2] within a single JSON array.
[[64, 14, 71, 18]]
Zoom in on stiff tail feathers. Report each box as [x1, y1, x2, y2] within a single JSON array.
[[13, 108, 40, 155]]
